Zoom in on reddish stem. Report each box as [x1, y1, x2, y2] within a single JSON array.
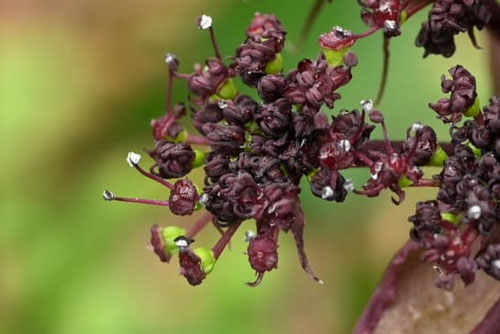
[[187, 213, 214, 238], [114, 196, 170, 207], [212, 221, 242, 259], [133, 164, 174, 190]]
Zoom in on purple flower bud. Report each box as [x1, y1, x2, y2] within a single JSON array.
[[202, 123, 246, 153], [188, 58, 230, 97], [477, 243, 500, 280], [318, 26, 356, 50], [169, 179, 199, 216], [257, 75, 287, 102], [255, 98, 292, 138], [403, 124, 438, 166], [204, 152, 231, 182], [149, 141, 195, 179], [247, 230, 278, 273], [222, 95, 258, 125]]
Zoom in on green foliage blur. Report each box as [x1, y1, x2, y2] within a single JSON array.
[[0, 0, 493, 333]]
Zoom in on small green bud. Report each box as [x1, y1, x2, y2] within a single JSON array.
[[162, 226, 187, 256], [306, 168, 319, 183], [322, 47, 350, 67], [400, 10, 408, 25], [192, 149, 206, 169], [398, 176, 414, 188], [428, 145, 448, 167], [467, 141, 482, 158], [265, 53, 283, 75], [464, 97, 481, 118], [174, 129, 188, 143], [193, 247, 216, 274], [441, 212, 460, 225], [217, 79, 238, 100]]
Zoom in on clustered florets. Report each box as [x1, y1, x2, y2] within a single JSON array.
[[104, 1, 500, 290], [416, 0, 492, 57]]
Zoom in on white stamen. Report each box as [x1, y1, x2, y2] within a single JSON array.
[[344, 179, 354, 192], [199, 193, 209, 205], [321, 186, 334, 199], [339, 139, 351, 152], [103, 190, 115, 201], [384, 20, 397, 31], [199, 15, 213, 30], [245, 230, 256, 242], [126, 151, 142, 167], [467, 205, 482, 220], [361, 99, 373, 113]]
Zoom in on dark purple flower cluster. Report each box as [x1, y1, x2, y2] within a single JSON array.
[[408, 66, 500, 290], [416, 0, 492, 57], [104, 3, 500, 293]]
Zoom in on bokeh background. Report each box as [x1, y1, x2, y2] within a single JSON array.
[[1, 0, 496, 333]]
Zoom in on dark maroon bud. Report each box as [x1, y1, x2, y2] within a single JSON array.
[[257, 75, 287, 102], [318, 26, 356, 51], [314, 111, 329, 130], [193, 103, 223, 133], [471, 126, 491, 149], [255, 98, 292, 138], [359, 0, 405, 37], [204, 173, 241, 226], [403, 124, 438, 166], [204, 152, 231, 182], [202, 123, 246, 153], [430, 66, 477, 123], [477, 243, 500, 280], [319, 136, 355, 170], [188, 58, 229, 97], [408, 200, 442, 241], [222, 95, 258, 125], [369, 110, 384, 123], [484, 97, 500, 135], [246, 13, 285, 38], [293, 113, 315, 138], [178, 248, 206, 286], [310, 168, 349, 202], [247, 230, 278, 273], [231, 172, 261, 219], [169, 179, 199, 216], [343, 52, 358, 68], [149, 141, 195, 179]]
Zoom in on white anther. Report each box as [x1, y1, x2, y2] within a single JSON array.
[[199, 193, 209, 205], [199, 15, 213, 30], [361, 99, 374, 113], [321, 186, 334, 199], [103, 190, 116, 201], [410, 122, 424, 137], [384, 20, 397, 31], [175, 237, 190, 248], [126, 151, 142, 167], [165, 53, 176, 64], [218, 100, 228, 109], [245, 230, 256, 242], [467, 205, 482, 220], [344, 179, 354, 192], [339, 139, 351, 152], [492, 260, 500, 271]]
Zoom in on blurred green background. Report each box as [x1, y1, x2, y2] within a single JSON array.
[[1, 0, 495, 333]]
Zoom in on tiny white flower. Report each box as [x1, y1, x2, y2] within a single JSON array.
[[339, 139, 351, 152], [384, 20, 397, 31], [175, 237, 190, 248], [199, 193, 209, 205], [245, 230, 256, 242], [492, 260, 500, 271], [344, 179, 354, 192], [126, 151, 142, 167]]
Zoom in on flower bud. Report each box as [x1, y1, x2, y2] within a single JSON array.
[[247, 232, 278, 273], [169, 179, 199, 216], [149, 141, 195, 179]]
